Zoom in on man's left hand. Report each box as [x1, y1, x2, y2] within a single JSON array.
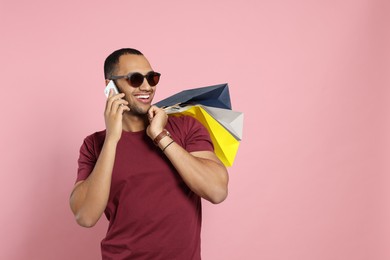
[[146, 105, 168, 139]]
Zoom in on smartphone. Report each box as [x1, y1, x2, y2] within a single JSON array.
[[104, 80, 120, 97]]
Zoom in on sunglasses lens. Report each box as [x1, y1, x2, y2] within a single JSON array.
[[128, 73, 144, 87], [146, 72, 160, 86], [126, 72, 160, 87]]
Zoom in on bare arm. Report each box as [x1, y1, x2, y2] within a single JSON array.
[[69, 90, 130, 227], [147, 106, 229, 204], [162, 139, 228, 204]]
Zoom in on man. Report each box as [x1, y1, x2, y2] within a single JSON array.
[[70, 48, 229, 259]]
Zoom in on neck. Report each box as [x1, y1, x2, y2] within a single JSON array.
[[122, 113, 149, 132]]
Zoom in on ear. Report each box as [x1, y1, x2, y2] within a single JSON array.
[[105, 79, 110, 86]]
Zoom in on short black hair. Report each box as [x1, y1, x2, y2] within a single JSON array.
[[104, 48, 143, 79]]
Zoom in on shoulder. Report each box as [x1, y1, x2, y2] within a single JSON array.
[[166, 115, 213, 152], [166, 116, 204, 134], [167, 115, 205, 128], [80, 130, 106, 153], [83, 129, 105, 143]]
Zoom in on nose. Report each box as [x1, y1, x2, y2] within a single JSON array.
[[139, 78, 152, 91]]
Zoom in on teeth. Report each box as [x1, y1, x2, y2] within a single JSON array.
[[136, 95, 149, 99]]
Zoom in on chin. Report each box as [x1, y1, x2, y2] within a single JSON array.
[[130, 105, 151, 116]]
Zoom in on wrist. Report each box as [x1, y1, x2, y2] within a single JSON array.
[[161, 139, 175, 152], [150, 129, 164, 140], [153, 129, 171, 146], [104, 135, 120, 146]]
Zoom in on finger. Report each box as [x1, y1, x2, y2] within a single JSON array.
[[105, 92, 123, 112], [110, 99, 129, 114], [148, 110, 154, 122], [106, 93, 126, 107], [148, 105, 158, 118], [153, 106, 167, 120], [118, 105, 131, 114], [108, 93, 125, 103], [148, 108, 157, 122], [108, 88, 114, 98], [106, 100, 127, 117]]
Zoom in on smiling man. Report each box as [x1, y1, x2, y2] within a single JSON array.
[[70, 48, 229, 259]]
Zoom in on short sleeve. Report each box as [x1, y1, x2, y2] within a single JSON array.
[[76, 135, 98, 183], [171, 116, 214, 153]]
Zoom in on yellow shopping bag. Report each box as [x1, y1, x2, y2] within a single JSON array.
[[169, 106, 240, 167]]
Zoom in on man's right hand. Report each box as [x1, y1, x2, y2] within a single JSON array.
[[70, 89, 129, 228], [104, 89, 130, 143]]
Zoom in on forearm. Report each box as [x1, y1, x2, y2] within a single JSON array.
[[159, 137, 229, 204], [146, 106, 228, 203], [70, 139, 117, 227]]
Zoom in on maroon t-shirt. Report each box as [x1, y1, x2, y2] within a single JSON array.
[[77, 116, 214, 260]]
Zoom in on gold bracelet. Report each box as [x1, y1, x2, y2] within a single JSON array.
[[162, 140, 174, 152]]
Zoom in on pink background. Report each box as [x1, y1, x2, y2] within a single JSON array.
[[1, 0, 389, 259]]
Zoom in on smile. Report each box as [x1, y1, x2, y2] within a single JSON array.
[[135, 94, 150, 99], [134, 93, 152, 104]]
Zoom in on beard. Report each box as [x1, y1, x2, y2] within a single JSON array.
[[128, 103, 151, 116]]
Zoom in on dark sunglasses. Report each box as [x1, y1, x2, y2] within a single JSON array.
[[110, 71, 161, 88]]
